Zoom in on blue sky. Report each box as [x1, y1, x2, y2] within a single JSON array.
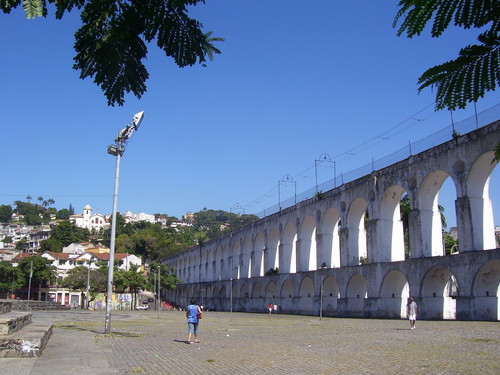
[[1, 0, 499, 227]]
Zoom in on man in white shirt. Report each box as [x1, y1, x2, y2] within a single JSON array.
[[407, 298, 418, 330]]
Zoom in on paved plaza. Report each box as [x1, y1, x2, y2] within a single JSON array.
[[1, 309, 499, 375]]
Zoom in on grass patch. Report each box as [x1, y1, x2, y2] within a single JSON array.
[[468, 338, 499, 343], [206, 359, 216, 363], [130, 367, 145, 373]]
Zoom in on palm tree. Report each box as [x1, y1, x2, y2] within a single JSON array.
[[201, 32, 225, 67], [26, 195, 32, 203]]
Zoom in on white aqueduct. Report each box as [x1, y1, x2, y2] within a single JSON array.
[[164, 119, 500, 321]]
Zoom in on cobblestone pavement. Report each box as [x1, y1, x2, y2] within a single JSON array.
[[2, 310, 499, 375]]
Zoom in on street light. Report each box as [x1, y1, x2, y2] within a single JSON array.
[[104, 111, 144, 334], [314, 153, 332, 193], [278, 174, 296, 211]]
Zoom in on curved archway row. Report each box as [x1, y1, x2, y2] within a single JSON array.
[[169, 259, 499, 321]]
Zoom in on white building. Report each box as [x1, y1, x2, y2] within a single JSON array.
[[70, 204, 109, 232], [123, 211, 156, 224]]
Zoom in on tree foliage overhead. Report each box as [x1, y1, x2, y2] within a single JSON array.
[[393, 0, 499, 111], [0, 0, 224, 106]]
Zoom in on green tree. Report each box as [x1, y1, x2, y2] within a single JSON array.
[[113, 265, 148, 309], [394, 0, 499, 111], [39, 236, 64, 252], [0, 204, 13, 222], [2, 236, 13, 244], [17, 256, 56, 298], [147, 262, 180, 290], [50, 220, 90, 247], [1, 0, 224, 106], [62, 265, 107, 304], [0, 261, 23, 295], [56, 208, 71, 220], [394, 0, 500, 161], [15, 237, 27, 250]]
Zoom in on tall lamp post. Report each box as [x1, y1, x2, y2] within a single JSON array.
[[278, 174, 296, 211], [104, 111, 145, 334]]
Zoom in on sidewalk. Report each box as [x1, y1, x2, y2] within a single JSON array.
[[1, 309, 499, 375]]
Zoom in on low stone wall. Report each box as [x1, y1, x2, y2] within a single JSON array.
[[2, 300, 70, 311], [0, 301, 12, 314], [0, 312, 32, 335]]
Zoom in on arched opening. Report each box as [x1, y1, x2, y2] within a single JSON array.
[[281, 221, 297, 274], [472, 260, 500, 320], [299, 215, 317, 271], [298, 277, 314, 315], [421, 266, 458, 320], [320, 207, 341, 268], [280, 279, 295, 313], [241, 237, 252, 279], [346, 274, 367, 317], [417, 170, 454, 257], [239, 282, 249, 311], [379, 270, 410, 318], [253, 233, 265, 277], [218, 285, 226, 311], [322, 275, 340, 316], [379, 185, 406, 262], [265, 281, 277, 304], [345, 198, 368, 266], [467, 151, 497, 250], [266, 227, 280, 273]]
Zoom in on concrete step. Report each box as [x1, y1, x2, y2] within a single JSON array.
[[0, 312, 32, 335], [0, 322, 53, 358]]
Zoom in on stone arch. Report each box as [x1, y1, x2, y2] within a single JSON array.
[[265, 280, 277, 302], [299, 215, 317, 271], [345, 198, 368, 266], [472, 259, 500, 320], [322, 275, 340, 316], [251, 281, 262, 299], [417, 170, 451, 257], [213, 245, 221, 281], [379, 270, 410, 318], [205, 247, 214, 281], [320, 207, 341, 268], [346, 274, 367, 317], [379, 185, 406, 262], [298, 276, 315, 314], [231, 241, 240, 279], [241, 236, 252, 279], [250, 280, 263, 312], [281, 221, 297, 274], [467, 151, 497, 250], [421, 266, 458, 320], [280, 279, 295, 312], [240, 282, 249, 299], [253, 232, 265, 277], [266, 227, 280, 273]]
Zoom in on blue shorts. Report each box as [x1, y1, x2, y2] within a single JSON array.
[[188, 322, 199, 334]]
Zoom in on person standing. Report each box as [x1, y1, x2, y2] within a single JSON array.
[[186, 298, 202, 344], [267, 303, 273, 314], [407, 298, 418, 330]]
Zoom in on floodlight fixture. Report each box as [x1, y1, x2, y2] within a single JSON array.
[[133, 111, 145, 129]]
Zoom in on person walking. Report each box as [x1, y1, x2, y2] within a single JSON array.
[[267, 303, 273, 314], [407, 297, 418, 330], [186, 298, 202, 344]]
